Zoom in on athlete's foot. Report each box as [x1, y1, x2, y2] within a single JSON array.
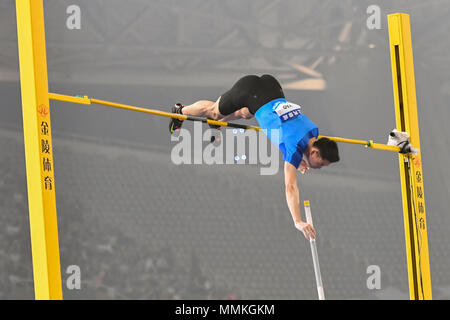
[[169, 103, 185, 134]]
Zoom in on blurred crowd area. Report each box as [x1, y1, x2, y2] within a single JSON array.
[[0, 148, 33, 299], [59, 203, 239, 300], [0, 143, 238, 300]]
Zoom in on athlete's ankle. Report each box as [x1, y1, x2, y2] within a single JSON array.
[[176, 103, 185, 115]]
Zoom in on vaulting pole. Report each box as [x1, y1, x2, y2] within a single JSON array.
[[304, 201, 325, 300]]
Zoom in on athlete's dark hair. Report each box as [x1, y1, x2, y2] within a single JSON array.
[[313, 137, 340, 163]]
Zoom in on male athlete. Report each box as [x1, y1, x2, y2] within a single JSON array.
[[169, 74, 339, 241]]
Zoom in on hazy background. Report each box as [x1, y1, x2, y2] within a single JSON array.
[[1, 0, 450, 299]]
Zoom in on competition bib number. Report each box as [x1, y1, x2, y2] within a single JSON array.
[[273, 101, 302, 122]]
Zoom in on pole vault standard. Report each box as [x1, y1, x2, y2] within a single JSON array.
[[388, 13, 432, 300], [16, 0, 62, 300], [16, 0, 431, 299]]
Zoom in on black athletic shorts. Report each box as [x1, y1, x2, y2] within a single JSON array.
[[218, 74, 285, 115]]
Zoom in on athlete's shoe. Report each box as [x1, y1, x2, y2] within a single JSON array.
[[169, 103, 185, 134]]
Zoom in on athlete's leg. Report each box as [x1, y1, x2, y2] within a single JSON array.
[[182, 98, 253, 121], [181, 96, 252, 121], [181, 98, 223, 120], [181, 100, 215, 117], [204, 97, 253, 121], [217, 106, 253, 121], [179, 75, 261, 121]]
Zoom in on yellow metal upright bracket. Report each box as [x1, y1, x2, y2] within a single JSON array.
[[388, 13, 432, 300], [16, 0, 63, 299]]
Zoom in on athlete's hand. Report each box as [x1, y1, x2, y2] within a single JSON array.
[[295, 221, 316, 240], [298, 160, 309, 174]]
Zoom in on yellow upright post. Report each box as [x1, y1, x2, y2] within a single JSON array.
[[16, 0, 63, 299], [388, 13, 432, 300]]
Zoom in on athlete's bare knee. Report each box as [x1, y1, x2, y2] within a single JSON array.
[[210, 107, 223, 120], [239, 107, 253, 119]]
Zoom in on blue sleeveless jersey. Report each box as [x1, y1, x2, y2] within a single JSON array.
[[255, 98, 319, 168]]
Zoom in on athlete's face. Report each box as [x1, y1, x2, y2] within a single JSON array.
[[308, 148, 331, 169]]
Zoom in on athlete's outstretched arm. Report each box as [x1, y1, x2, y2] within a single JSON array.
[[284, 161, 316, 240]]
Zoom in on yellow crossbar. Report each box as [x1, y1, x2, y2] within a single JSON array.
[[49, 92, 402, 153]]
